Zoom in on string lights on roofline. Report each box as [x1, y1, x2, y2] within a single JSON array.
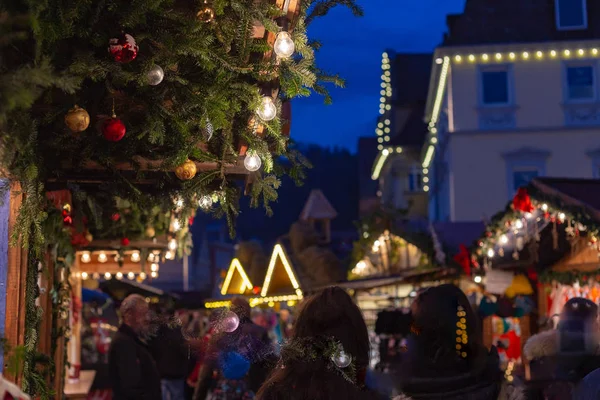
[[449, 46, 600, 64]]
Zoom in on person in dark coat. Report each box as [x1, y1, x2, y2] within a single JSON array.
[[392, 284, 524, 400], [148, 309, 189, 400], [109, 294, 162, 400], [193, 297, 276, 400]]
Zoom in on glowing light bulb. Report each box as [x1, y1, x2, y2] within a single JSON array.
[[151, 263, 159, 272], [542, 203, 548, 211], [244, 152, 262, 172], [559, 212, 566, 222], [522, 52, 529, 59], [481, 53, 489, 61], [495, 53, 502, 60], [273, 31, 295, 59], [165, 250, 175, 260], [515, 220, 523, 229], [116, 272, 123, 280], [128, 272, 135, 280], [81, 252, 91, 263], [578, 49, 585, 56], [104, 272, 112, 279], [174, 196, 184, 210], [454, 55, 462, 62], [131, 251, 140, 262], [593, 48, 599, 56], [525, 212, 533, 219], [536, 51, 543, 58], [487, 249, 495, 258], [81, 272, 89, 280], [173, 219, 181, 231], [509, 52, 516, 60], [550, 50, 557, 57], [468, 54, 475, 62], [198, 195, 213, 210], [151, 271, 158, 278], [435, 58, 443, 64], [98, 253, 107, 263], [168, 239, 177, 251], [474, 276, 482, 283], [139, 272, 147, 280], [256, 97, 277, 121], [500, 234, 508, 244], [355, 261, 367, 271], [564, 49, 571, 57]]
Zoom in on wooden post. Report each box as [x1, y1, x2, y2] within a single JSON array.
[[4, 182, 28, 385]]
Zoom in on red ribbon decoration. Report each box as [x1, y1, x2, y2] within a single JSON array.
[[512, 187, 534, 213], [454, 244, 472, 276]]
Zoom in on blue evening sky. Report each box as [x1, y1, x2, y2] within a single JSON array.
[[291, 0, 466, 152]]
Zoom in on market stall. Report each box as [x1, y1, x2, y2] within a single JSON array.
[[470, 177, 600, 370]]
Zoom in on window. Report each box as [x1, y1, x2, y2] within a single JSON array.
[[512, 168, 539, 192], [565, 65, 595, 101], [555, 0, 587, 30], [480, 69, 510, 105], [407, 165, 422, 192]]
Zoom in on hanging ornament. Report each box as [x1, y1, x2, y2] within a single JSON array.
[[274, 31, 295, 59], [84, 231, 93, 243], [218, 311, 240, 333], [331, 344, 352, 368], [62, 203, 73, 226], [256, 96, 277, 121], [64, 105, 90, 132], [121, 237, 130, 246], [146, 226, 156, 238], [103, 117, 126, 142], [111, 213, 121, 222], [198, 194, 213, 210], [197, 0, 215, 22], [175, 159, 197, 180], [512, 188, 534, 213], [244, 151, 262, 172], [147, 65, 165, 86], [203, 118, 214, 142], [108, 33, 139, 63]]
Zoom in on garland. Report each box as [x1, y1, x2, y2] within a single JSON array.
[[472, 182, 600, 258], [279, 336, 357, 385], [539, 269, 600, 285]]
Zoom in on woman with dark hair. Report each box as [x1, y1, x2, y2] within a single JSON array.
[[525, 297, 600, 399], [256, 286, 378, 400], [393, 284, 522, 400]]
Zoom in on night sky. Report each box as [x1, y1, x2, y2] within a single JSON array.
[[292, 0, 466, 152]]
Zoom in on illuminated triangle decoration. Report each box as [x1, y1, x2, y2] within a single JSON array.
[[221, 258, 253, 296], [261, 244, 302, 297]]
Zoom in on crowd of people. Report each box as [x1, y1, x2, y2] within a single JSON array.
[[108, 285, 600, 400]]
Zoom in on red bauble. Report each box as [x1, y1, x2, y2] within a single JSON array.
[[121, 237, 130, 246], [252, 286, 261, 295], [103, 117, 126, 141], [111, 213, 121, 221], [108, 34, 139, 63], [512, 187, 534, 213], [188, 216, 195, 226]]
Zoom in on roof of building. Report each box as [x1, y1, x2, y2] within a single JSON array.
[[389, 102, 428, 148], [299, 189, 338, 220], [390, 53, 432, 105], [444, 0, 600, 46]]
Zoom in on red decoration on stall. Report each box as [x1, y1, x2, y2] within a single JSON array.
[[121, 237, 130, 246], [252, 286, 261, 295], [454, 244, 472, 276], [189, 216, 195, 226], [512, 188, 534, 213], [111, 213, 121, 221], [527, 268, 538, 282], [103, 117, 126, 141], [108, 33, 139, 63]]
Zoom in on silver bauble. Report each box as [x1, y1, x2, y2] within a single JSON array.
[[198, 194, 213, 210], [332, 348, 352, 368], [147, 65, 165, 86]]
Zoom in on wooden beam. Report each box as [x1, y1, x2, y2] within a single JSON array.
[[4, 182, 28, 385]]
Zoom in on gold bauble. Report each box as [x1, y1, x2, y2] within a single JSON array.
[[85, 232, 93, 243], [64, 105, 90, 132], [146, 226, 156, 238], [197, 5, 215, 23], [175, 159, 197, 180]]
